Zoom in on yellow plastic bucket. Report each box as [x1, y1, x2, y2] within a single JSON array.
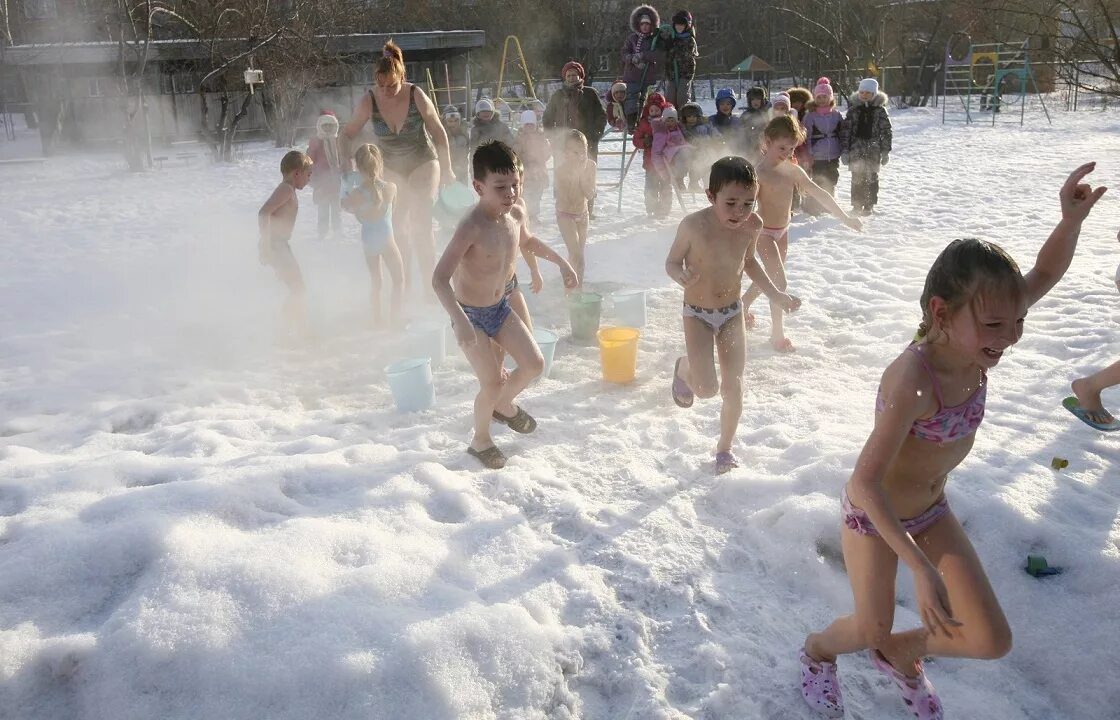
[[597, 327, 640, 384]]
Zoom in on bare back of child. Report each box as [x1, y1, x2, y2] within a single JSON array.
[[666, 157, 801, 474], [742, 115, 861, 352]]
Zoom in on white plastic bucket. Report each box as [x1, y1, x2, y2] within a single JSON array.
[[385, 357, 434, 412]]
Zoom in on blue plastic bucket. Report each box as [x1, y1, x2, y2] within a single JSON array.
[[407, 321, 447, 367], [385, 357, 434, 412], [434, 182, 475, 227], [610, 289, 646, 328], [502, 328, 559, 380]]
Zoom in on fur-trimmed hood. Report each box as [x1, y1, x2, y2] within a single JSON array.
[[848, 90, 889, 110], [630, 5, 660, 33], [787, 87, 812, 108], [680, 101, 705, 120]]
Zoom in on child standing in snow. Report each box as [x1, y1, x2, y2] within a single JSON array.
[[554, 130, 597, 285], [653, 106, 690, 198], [432, 141, 578, 470], [515, 110, 551, 223], [799, 165, 1105, 720], [680, 102, 717, 191], [666, 157, 801, 474], [802, 78, 845, 198], [843, 78, 893, 215], [442, 105, 470, 182], [709, 88, 742, 153], [258, 150, 313, 334], [663, 10, 698, 111], [740, 116, 862, 352], [606, 81, 629, 132], [1064, 227, 1120, 432], [634, 92, 671, 216], [469, 99, 514, 160], [306, 111, 344, 240], [739, 86, 771, 160], [342, 144, 404, 328]]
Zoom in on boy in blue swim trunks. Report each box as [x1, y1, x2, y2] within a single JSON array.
[[433, 141, 578, 469], [665, 156, 801, 474]]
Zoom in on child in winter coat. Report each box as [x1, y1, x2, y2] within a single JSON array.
[[306, 111, 344, 239], [843, 78, 893, 215], [442, 105, 470, 182], [469, 99, 514, 158], [663, 10, 698, 111], [787, 87, 813, 166], [633, 92, 671, 216], [606, 81, 629, 132], [653, 106, 690, 197], [680, 102, 717, 191], [739, 86, 771, 161], [802, 78, 845, 197], [515, 109, 551, 223], [709, 87, 742, 153]]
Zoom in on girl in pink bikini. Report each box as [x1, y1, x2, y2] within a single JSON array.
[[798, 164, 1105, 720]]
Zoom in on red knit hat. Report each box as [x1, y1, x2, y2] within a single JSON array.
[[562, 61, 585, 79]]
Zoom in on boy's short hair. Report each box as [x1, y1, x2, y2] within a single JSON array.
[[472, 140, 521, 181], [566, 128, 588, 149], [763, 114, 806, 143], [708, 156, 756, 194], [280, 150, 312, 175]]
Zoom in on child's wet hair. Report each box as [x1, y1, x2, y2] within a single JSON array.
[[565, 129, 588, 150], [354, 143, 383, 180], [917, 238, 1027, 340], [764, 114, 806, 143], [280, 150, 312, 175], [708, 156, 756, 195], [472, 140, 522, 181]]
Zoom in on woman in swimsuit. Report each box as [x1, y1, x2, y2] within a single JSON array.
[[343, 40, 455, 299], [798, 165, 1104, 720]]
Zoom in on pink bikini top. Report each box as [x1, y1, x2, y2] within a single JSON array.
[[875, 345, 987, 443]]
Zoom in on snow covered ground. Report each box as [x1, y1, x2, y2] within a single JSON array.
[[1, 104, 1118, 719]]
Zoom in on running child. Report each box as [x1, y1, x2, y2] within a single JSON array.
[[554, 129, 598, 285], [799, 164, 1105, 720], [342, 143, 404, 328], [1064, 226, 1120, 432], [666, 157, 802, 474], [258, 150, 313, 334], [741, 115, 862, 352], [433, 141, 578, 469]]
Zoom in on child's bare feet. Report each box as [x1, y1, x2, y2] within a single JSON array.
[[771, 336, 796, 353], [1071, 378, 1115, 424]]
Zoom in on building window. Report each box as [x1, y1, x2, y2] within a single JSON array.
[[24, 0, 58, 18], [597, 53, 610, 72]]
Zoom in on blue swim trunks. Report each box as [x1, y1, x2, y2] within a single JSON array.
[[460, 296, 512, 338]]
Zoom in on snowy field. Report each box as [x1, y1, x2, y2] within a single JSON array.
[[1, 104, 1118, 719]]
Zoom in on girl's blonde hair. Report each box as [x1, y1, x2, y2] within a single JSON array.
[[763, 114, 806, 144], [375, 40, 405, 82], [917, 238, 1028, 342], [354, 143, 385, 205]]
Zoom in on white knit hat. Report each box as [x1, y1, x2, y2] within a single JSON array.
[[476, 98, 495, 114], [662, 107, 678, 120], [520, 109, 537, 126], [858, 78, 879, 94]]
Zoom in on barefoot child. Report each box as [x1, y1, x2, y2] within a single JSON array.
[[741, 115, 862, 352], [342, 144, 405, 328], [554, 129, 597, 286], [1064, 227, 1120, 431], [433, 141, 578, 469], [666, 157, 802, 474], [799, 164, 1105, 720], [258, 150, 313, 333]]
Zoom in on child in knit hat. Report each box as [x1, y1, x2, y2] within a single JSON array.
[[634, 92, 672, 216], [802, 77, 845, 200], [606, 81, 629, 131], [739, 85, 771, 161], [664, 10, 699, 111], [842, 78, 892, 215], [653, 105, 690, 202], [514, 109, 551, 223], [306, 111, 344, 240], [469, 98, 514, 159], [442, 105, 470, 181]]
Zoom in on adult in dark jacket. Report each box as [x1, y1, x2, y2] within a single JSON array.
[[620, 5, 662, 131], [543, 60, 607, 216]]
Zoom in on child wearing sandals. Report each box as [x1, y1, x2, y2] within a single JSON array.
[[740, 115, 862, 352], [665, 157, 801, 474], [433, 141, 578, 469], [1064, 226, 1120, 432], [342, 143, 404, 328], [798, 164, 1106, 719], [554, 129, 597, 286]]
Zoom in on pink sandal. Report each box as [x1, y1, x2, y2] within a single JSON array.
[[799, 649, 844, 718], [869, 649, 943, 719]]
